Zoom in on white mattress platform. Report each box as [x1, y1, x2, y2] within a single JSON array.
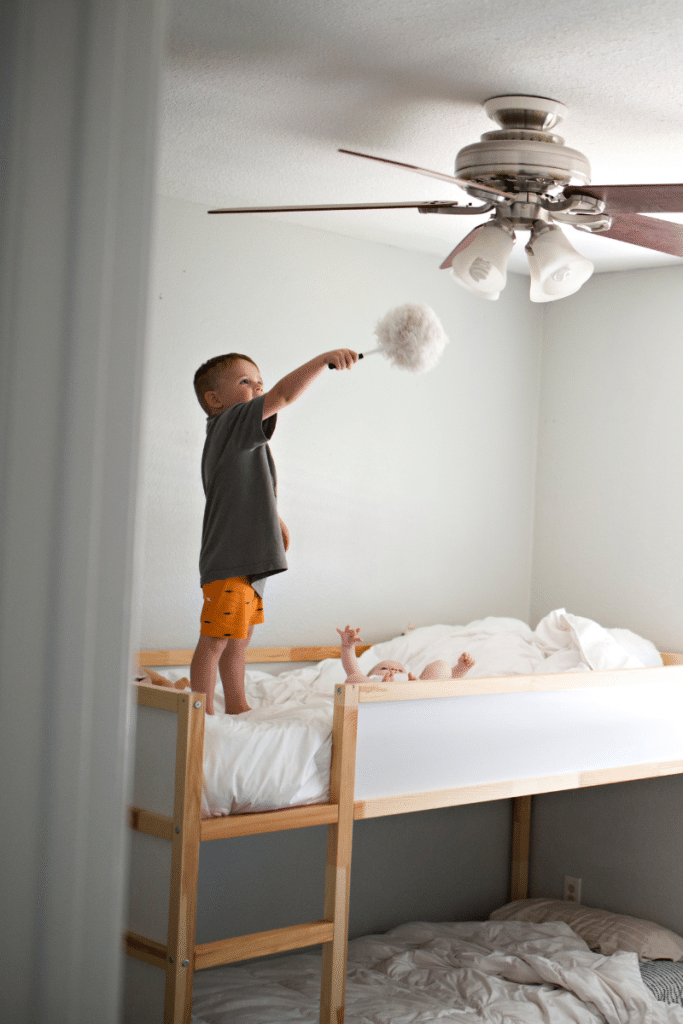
[[152, 610, 680, 818]]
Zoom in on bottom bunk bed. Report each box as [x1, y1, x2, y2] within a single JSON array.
[[125, 614, 683, 1024], [190, 914, 683, 1023]]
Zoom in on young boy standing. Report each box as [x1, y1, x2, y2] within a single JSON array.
[[190, 348, 358, 713]]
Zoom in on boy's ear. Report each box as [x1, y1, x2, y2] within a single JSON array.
[[204, 390, 221, 412]]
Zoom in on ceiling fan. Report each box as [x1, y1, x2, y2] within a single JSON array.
[[209, 95, 683, 302]]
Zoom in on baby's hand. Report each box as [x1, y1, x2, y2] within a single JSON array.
[[325, 349, 358, 371], [337, 625, 363, 648]]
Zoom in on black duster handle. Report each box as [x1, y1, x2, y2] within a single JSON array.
[[328, 352, 365, 369]]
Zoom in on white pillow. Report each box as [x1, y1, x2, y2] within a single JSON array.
[[607, 628, 663, 668]]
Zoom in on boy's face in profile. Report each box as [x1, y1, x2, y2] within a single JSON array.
[[207, 359, 263, 415]]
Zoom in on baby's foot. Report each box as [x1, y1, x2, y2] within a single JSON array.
[[452, 652, 475, 678]]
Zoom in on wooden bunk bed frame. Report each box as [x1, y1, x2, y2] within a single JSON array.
[[126, 645, 683, 1024]]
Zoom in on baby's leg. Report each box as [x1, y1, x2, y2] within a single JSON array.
[[420, 659, 451, 680], [190, 634, 227, 714], [452, 652, 475, 678], [218, 628, 253, 714]]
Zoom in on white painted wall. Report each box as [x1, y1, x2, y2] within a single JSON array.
[[136, 196, 543, 647], [527, 264, 683, 935], [530, 265, 683, 650]]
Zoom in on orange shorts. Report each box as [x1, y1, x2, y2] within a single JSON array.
[[199, 576, 264, 640]]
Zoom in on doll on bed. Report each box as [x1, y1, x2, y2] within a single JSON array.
[[135, 667, 190, 690], [337, 626, 475, 683]]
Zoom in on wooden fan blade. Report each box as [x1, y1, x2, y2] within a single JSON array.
[[564, 183, 683, 214], [439, 225, 487, 269], [594, 213, 683, 257], [209, 199, 481, 214], [338, 148, 514, 200]]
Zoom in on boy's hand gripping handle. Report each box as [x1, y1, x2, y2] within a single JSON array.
[[328, 352, 366, 369]]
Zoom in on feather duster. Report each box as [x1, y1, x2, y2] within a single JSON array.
[[372, 303, 448, 373], [328, 303, 449, 373]]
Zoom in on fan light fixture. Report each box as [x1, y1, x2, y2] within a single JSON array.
[[450, 219, 594, 302], [525, 224, 594, 302], [450, 222, 515, 301]]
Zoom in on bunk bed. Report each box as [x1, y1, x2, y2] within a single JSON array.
[[124, 622, 683, 1024]]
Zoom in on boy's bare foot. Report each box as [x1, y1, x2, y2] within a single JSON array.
[[452, 652, 475, 678], [223, 700, 251, 715]]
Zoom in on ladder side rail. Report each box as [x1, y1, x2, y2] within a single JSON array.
[[163, 691, 205, 1024], [320, 683, 360, 1024], [510, 794, 532, 901]]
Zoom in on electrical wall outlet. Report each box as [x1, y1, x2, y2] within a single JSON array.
[[563, 875, 582, 903]]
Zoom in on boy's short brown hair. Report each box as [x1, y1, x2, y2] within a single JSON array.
[[193, 352, 258, 415]]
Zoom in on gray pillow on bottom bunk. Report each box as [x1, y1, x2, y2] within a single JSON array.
[[640, 961, 683, 1005], [491, 899, 683, 961], [491, 900, 683, 1005]]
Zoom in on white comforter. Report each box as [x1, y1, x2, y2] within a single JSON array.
[[191, 919, 683, 1023], [188, 609, 663, 816]]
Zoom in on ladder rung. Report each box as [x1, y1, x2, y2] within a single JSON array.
[[200, 803, 338, 840], [125, 930, 168, 968], [194, 920, 335, 969]]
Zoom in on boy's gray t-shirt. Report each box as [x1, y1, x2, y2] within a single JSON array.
[[199, 395, 287, 594]]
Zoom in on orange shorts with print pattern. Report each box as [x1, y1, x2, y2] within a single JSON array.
[[199, 576, 264, 640]]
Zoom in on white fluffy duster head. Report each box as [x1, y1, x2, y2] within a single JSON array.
[[374, 304, 449, 373]]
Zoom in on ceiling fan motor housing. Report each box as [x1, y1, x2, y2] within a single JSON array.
[[456, 95, 591, 192]]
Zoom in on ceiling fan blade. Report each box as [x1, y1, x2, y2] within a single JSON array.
[[593, 213, 683, 257], [208, 199, 483, 214], [564, 183, 683, 214], [338, 148, 514, 201]]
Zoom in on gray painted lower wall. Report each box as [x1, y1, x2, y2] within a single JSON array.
[[530, 775, 683, 936], [199, 774, 683, 950], [195, 801, 513, 945]]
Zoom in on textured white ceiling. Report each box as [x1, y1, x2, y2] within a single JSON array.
[[160, 0, 683, 275]]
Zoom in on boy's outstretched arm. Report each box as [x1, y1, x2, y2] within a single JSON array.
[[262, 349, 358, 419]]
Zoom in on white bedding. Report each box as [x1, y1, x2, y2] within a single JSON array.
[[161, 609, 672, 817], [191, 919, 683, 1023]]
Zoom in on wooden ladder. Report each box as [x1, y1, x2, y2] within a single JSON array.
[[126, 681, 359, 1024]]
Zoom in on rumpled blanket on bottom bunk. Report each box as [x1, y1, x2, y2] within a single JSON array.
[[188, 609, 664, 816], [190, 919, 683, 1023]]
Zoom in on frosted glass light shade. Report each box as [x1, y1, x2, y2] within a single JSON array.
[[526, 226, 593, 302], [450, 223, 515, 299]]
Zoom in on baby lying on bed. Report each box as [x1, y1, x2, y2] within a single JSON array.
[[337, 625, 475, 682]]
